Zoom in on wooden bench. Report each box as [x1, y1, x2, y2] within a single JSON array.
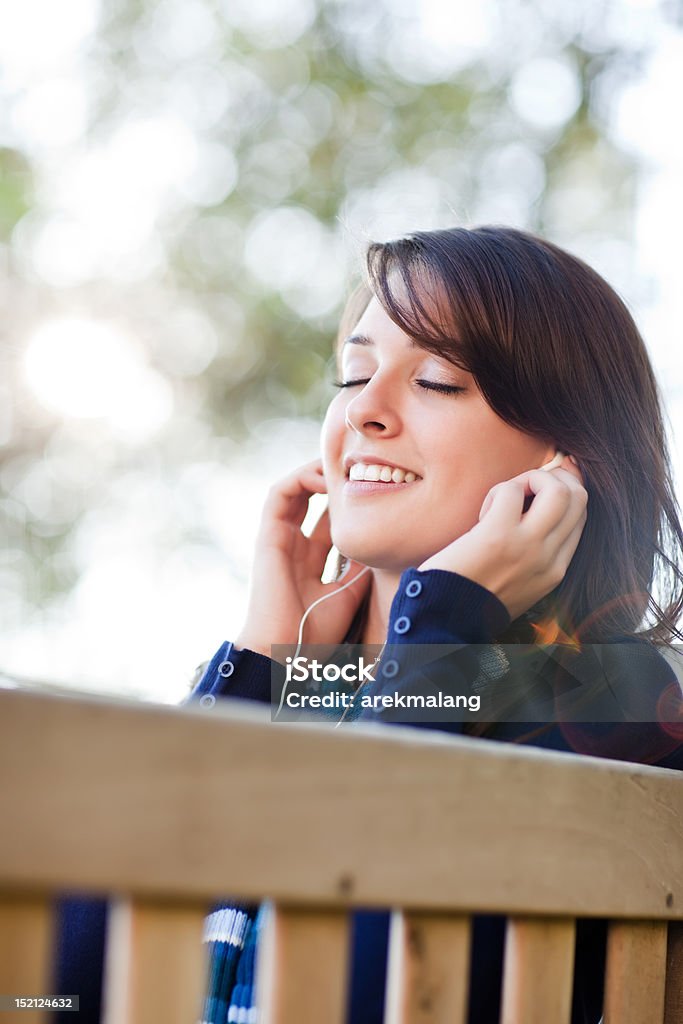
[[1, 688, 682, 1023]]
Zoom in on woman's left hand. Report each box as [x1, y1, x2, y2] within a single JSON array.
[[417, 455, 588, 621]]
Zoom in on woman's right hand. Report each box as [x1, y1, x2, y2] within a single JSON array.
[[234, 458, 371, 658], [418, 455, 587, 622]]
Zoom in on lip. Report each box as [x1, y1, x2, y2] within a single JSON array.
[[343, 478, 420, 496], [342, 452, 421, 479]]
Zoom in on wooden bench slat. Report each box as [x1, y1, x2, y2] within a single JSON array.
[[664, 922, 683, 1024], [103, 898, 207, 1024], [604, 920, 667, 1023], [384, 910, 470, 1024], [255, 904, 350, 1024], [0, 896, 52, 1024], [501, 917, 576, 1024]]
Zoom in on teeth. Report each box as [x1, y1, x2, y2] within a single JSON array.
[[348, 463, 419, 483]]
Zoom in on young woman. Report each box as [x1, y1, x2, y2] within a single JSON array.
[[189, 226, 683, 1024], [55, 226, 683, 1024]]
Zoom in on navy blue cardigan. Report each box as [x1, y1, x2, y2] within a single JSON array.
[[54, 568, 683, 1024]]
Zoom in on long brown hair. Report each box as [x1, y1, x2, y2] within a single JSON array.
[[337, 226, 683, 649]]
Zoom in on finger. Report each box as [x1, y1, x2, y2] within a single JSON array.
[[479, 477, 528, 528], [479, 456, 577, 523], [274, 459, 326, 499], [531, 464, 585, 495], [519, 467, 586, 532], [264, 460, 328, 525], [559, 454, 585, 488], [538, 452, 585, 485], [481, 469, 584, 537], [308, 503, 333, 551], [479, 476, 527, 521], [479, 489, 493, 521]]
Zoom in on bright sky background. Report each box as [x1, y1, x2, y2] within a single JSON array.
[[1, 0, 682, 702]]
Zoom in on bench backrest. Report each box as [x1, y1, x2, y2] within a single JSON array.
[[1, 689, 682, 1023]]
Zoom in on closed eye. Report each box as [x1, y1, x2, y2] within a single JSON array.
[[332, 378, 466, 396], [331, 378, 368, 389], [416, 379, 467, 395]]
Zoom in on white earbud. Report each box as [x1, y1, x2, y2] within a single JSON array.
[[538, 450, 566, 472]]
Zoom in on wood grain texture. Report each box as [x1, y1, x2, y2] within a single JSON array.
[[384, 911, 470, 1024], [664, 922, 683, 1024], [255, 904, 350, 1024], [604, 920, 667, 1023], [103, 898, 207, 1024], [501, 917, 576, 1024], [0, 896, 52, 1024], [0, 690, 682, 917]]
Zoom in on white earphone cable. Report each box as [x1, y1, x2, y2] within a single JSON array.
[[273, 565, 371, 719]]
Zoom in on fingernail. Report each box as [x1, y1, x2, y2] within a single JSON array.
[[568, 454, 578, 466]]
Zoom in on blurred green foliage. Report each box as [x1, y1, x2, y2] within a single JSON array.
[[0, 0, 670, 610]]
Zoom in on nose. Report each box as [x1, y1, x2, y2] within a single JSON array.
[[343, 376, 401, 436]]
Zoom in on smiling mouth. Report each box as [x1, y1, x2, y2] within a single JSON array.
[[347, 462, 420, 484]]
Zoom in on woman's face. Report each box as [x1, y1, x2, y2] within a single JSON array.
[[320, 296, 555, 571]]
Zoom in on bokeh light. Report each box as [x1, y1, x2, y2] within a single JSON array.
[[24, 318, 173, 441]]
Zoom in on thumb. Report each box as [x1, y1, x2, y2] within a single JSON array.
[[479, 476, 530, 528], [479, 487, 496, 522]]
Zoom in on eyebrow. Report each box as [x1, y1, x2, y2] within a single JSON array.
[[342, 333, 420, 349]]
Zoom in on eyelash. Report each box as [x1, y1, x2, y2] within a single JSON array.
[[332, 378, 466, 396]]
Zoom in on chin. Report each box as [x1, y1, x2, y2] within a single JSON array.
[[333, 532, 425, 573]]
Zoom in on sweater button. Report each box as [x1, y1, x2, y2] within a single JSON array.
[[200, 694, 216, 708], [381, 659, 400, 678], [218, 661, 235, 677], [394, 616, 411, 635], [405, 579, 423, 598]]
